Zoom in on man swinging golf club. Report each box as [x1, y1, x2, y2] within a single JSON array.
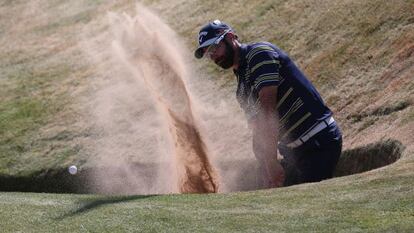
[[194, 20, 342, 188]]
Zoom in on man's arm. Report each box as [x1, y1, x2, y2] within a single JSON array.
[[251, 85, 285, 188]]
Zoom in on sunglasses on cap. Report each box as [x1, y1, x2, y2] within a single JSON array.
[[203, 29, 231, 59]]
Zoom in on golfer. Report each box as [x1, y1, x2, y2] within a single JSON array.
[[194, 20, 342, 188]]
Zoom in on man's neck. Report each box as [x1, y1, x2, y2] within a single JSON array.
[[232, 42, 242, 71]]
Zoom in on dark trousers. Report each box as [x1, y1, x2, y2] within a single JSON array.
[[279, 122, 342, 186]]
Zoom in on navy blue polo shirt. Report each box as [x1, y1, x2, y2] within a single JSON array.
[[234, 42, 332, 144]]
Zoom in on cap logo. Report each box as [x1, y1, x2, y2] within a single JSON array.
[[198, 31, 208, 44], [213, 19, 221, 25]]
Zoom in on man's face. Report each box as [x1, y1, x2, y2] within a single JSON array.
[[204, 39, 235, 69]]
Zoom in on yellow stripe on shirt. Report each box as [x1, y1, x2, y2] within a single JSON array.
[[281, 112, 312, 140], [277, 87, 293, 109], [246, 45, 274, 64], [250, 59, 280, 74], [253, 74, 282, 90]]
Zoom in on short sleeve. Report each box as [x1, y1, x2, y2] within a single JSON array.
[[246, 45, 282, 94]]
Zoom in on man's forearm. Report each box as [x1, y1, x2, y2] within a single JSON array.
[[252, 85, 285, 188], [253, 118, 284, 188]]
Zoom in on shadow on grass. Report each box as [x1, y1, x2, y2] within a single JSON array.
[[55, 194, 157, 220], [0, 164, 160, 194], [0, 168, 92, 194]]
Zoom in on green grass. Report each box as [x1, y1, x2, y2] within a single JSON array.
[[0, 0, 94, 175], [1, 173, 413, 232], [0, 60, 76, 174], [0, 98, 47, 169]]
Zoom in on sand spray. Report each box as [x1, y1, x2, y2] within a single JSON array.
[[83, 4, 258, 194]]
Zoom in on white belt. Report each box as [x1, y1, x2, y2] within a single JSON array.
[[286, 116, 335, 149]]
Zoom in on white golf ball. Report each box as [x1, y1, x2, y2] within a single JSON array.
[[68, 165, 78, 175]]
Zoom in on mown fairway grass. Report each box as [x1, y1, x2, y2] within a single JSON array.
[[1, 170, 414, 232], [1, 0, 414, 232]]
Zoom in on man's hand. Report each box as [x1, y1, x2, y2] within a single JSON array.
[[253, 134, 285, 188], [251, 85, 285, 188]]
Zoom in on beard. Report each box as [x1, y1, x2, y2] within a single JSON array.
[[215, 40, 235, 69]]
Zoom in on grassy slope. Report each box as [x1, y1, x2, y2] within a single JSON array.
[[0, 0, 414, 232], [148, 0, 414, 148], [0, 0, 97, 175]]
